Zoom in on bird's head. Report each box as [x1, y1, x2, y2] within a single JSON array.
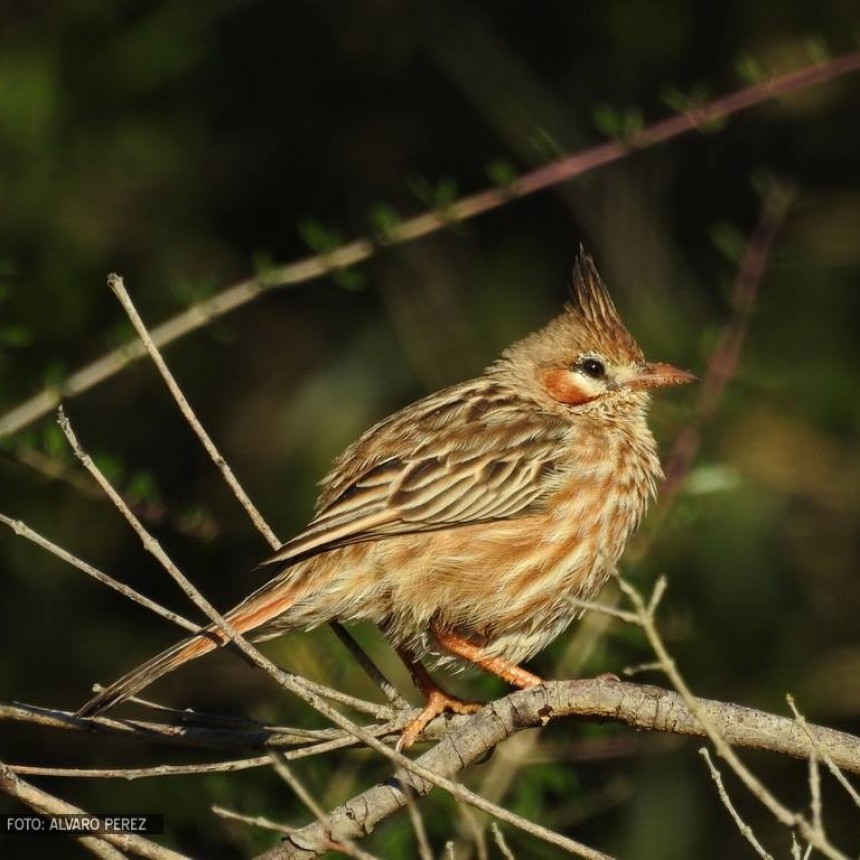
[[496, 250, 696, 414]]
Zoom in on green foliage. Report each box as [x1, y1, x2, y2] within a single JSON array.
[[126, 470, 162, 506], [297, 218, 343, 255], [805, 35, 832, 65], [485, 157, 518, 192], [0, 325, 32, 347], [298, 218, 366, 289], [592, 104, 644, 143], [409, 176, 459, 214], [734, 55, 765, 84], [0, 48, 59, 151], [41, 422, 68, 459], [0, 4, 858, 858], [708, 221, 747, 263], [367, 202, 402, 244], [660, 83, 711, 112], [528, 126, 566, 159]]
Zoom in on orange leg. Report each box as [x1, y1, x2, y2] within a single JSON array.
[[395, 646, 482, 749], [430, 622, 543, 689]]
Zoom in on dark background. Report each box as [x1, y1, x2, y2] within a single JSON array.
[[1, 2, 859, 857]]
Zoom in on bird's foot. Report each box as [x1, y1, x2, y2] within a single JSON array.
[[397, 689, 483, 751]]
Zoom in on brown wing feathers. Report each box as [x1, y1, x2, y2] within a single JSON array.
[[77, 380, 569, 717]]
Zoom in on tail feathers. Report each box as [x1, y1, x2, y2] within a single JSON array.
[[75, 577, 304, 719], [75, 632, 221, 718]]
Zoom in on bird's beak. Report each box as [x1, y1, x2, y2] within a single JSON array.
[[629, 362, 698, 389]]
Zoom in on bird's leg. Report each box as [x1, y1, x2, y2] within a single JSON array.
[[430, 621, 543, 688], [395, 645, 482, 749]]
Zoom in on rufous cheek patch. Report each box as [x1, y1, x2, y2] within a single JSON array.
[[540, 369, 595, 406]]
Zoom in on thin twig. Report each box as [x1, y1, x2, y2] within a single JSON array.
[[328, 623, 408, 709], [786, 695, 860, 810], [456, 799, 489, 860], [57, 407, 389, 721], [269, 755, 380, 860], [6, 677, 860, 768], [1, 54, 856, 442], [213, 805, 299, 835], [108, 273, 397, 710], [659, 181, 795, 506], [55, 409, 605, 858], [8, 757, 272, 779], [0, 512, 200, 633], [808, 750, 823, 843], [0, 761, 189, 860], [107, 273, 280, 549], [491, 823, 517, 860], [404, 788, 434, 860], [617, 574, 848, 860], [699, 748, 774, 860]]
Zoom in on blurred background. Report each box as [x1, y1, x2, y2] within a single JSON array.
[[1, 2, 859, 858]]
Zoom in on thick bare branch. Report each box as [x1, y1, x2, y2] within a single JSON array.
[[248, 677, 860, 858]]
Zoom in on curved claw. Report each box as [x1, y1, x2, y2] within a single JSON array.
[[397, 690, 483, 751]]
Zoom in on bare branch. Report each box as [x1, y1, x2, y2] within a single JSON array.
[[107, 273, 280, 549], [57, 407, 390, 721], [786, 695, 860, 810], [0, 54, 856, 443], [212, 805, 299, 835], [248, 677, 860, 859], [0, 761, 189, 860], [107, 273, 399, 710], [700, 748, 774, 860], [617, 575, 850, 860], [0, 511, 200, 634], [659, 180, 795, 505], [6, 679, 860, 768], [269, 754, 381, 860]]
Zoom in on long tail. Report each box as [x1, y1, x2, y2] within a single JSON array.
[[76, 575, 302, 718]]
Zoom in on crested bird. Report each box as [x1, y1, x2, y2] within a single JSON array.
[[77, 250, 695, 746]]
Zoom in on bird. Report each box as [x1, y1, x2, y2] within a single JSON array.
[[76, 250, 695, 746]]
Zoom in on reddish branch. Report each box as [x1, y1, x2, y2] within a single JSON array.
[[0, 51, 857, 441]]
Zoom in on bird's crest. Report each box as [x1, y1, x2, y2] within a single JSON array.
[[567, 246, 624, 332], [560, 246, 642, 362]]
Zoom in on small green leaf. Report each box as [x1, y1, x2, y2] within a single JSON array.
[[661, 84, 711, 113], [735, 55, 764, 84], [485, 158, 517, 190], [709, 221, 747, 263], [367, 202, 401, 244], [178, 506, 220, 541], [804, 36, 831, 65], [409, 176, 458, 212], [173, 276, 216, 305], [127, 470, 162, 505], [660, 86, 687, 112], [528, 126, 565, 159], [332, 268, 367, 291], [621, 107, 644, 139], [593, 104, 644, 143], [0, 325, 32, 347], [93, 452, 124, 483], [42, 423, 67, 458], [298, 218, 342, 254], [750, 167, 778, 198], [42, 362, 67, 389], [593, 103, 622, 138]]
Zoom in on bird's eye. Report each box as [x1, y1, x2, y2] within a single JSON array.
[[576, 357, 606, 379]]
